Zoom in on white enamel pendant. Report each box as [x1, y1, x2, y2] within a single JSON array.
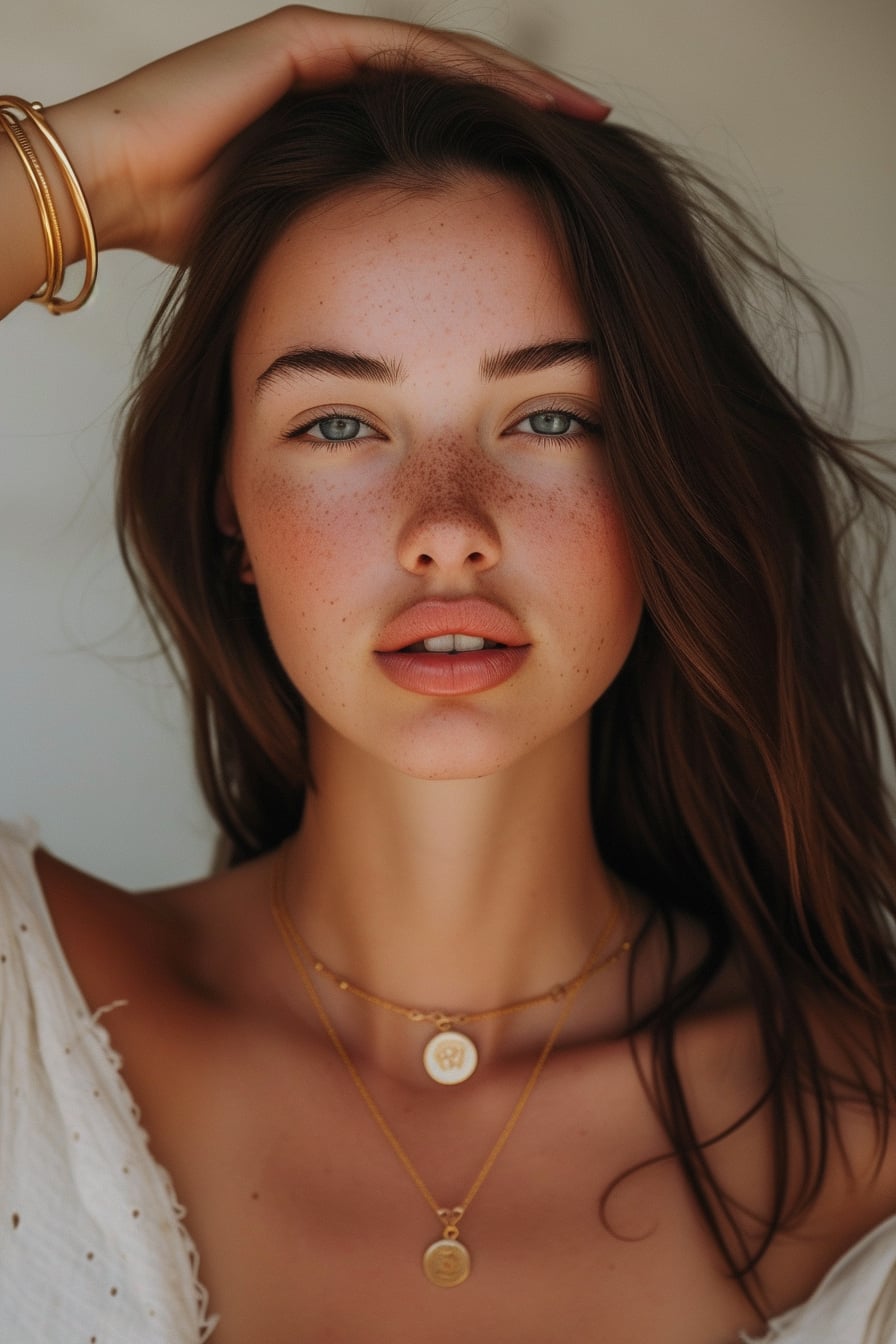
[[422, 1029, 478, 1084]]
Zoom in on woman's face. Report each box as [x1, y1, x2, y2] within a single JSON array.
[[225, 174, 642, 780]]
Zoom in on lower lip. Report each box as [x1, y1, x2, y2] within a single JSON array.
[[374, 647, 530, 696]]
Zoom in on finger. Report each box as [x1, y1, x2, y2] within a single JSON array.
[[287, 13, 611, 120], [431, 29, 613, 119]]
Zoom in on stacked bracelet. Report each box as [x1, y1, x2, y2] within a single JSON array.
[[0, 96, 97, 313]]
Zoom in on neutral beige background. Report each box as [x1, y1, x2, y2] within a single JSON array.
[[1, 0, 894, 887]]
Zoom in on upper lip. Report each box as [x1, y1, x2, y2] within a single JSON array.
[[375, 598, 530, 653]]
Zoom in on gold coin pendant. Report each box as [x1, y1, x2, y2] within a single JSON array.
[[422, 1030, 478, 1084], [423, 1237, 472, 1286]]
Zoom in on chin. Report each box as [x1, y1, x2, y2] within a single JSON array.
[[395, 754, 510, 782], [381, 714, 553, 782], [386, 738, 516, 782]]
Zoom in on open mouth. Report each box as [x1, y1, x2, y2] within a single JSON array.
[[376, 628, 528, 694], [401, 635, 506, 654], [375, 601, 528, 693]]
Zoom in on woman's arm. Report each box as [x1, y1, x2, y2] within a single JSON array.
[[0, 4, 609, 319]]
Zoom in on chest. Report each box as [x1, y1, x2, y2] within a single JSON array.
[[102, 962, 896, 1344], [126, 1025, 768, 1344], [203, 1203, 761, 1344], [193, 1196, 753, 1342]]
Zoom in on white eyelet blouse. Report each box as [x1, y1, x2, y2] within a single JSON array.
[[0, 820, 217, 1343]]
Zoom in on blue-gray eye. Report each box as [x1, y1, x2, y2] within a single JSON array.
[[527, 411, 576, 435], [315, 416, 362, 440]]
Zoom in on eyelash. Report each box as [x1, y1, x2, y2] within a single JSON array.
[[283, 407, 379, 451], [510, 404, 604, 446], [283, 404, 604, 450]]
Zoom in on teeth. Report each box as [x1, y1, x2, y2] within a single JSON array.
[[421, 634, 486, 653]]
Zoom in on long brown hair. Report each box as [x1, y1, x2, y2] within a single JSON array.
[[117, 70, 896, 1298]]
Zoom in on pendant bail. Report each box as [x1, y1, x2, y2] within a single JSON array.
[[438, 1206, 465, 1238]]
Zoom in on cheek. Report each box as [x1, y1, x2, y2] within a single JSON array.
[[234, 463, 388, 708], [525, 461, 637, 591], [543, 479, 642, 674], [577, 488, 639, 602], [238, 461, 384, 603]]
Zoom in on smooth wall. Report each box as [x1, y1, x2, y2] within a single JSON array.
[[1, 0, 894, 887]]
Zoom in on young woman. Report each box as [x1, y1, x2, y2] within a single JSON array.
[[2, 8, 895, 1342]]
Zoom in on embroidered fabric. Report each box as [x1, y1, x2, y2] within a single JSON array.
[[0, 819, 218, 1343]]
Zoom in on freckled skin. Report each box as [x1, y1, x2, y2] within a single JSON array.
[[225, 175, 643, 780]]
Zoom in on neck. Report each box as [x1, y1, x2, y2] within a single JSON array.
[[279, 716, 625, 1077]]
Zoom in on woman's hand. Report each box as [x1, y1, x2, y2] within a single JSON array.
[[44, 5, 610, 265]]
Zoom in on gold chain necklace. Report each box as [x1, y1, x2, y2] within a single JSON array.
[[271, 847, 631, 1286], [274, 872, 627, 1086]]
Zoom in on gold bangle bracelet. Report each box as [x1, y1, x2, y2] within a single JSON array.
[[0, 113, 65, 303], [0, 96, 97, 314]]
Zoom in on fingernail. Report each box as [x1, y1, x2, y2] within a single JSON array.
[[580, 96, 613, 121]]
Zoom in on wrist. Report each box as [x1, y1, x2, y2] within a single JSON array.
[[41, 97, 133, 257], [0, 97, 99, 313]]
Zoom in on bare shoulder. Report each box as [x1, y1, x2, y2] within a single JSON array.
[[32, 847, 177, 1010], [662, 936, 896, 1299], [32, 843, 278, 1014], [802, 990, 896, 1203]]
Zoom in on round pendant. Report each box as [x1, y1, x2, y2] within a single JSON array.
[[423, 1237, 472, 1286], [423, 1030, 478, 1085]]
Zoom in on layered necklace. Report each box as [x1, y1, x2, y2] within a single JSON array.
[[271, 848, 631, 1286]]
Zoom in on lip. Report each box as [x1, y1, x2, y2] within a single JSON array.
[[374, 598, 531, 697], [375, 598, 529, 654]]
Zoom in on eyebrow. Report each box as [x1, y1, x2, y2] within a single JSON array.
[[479, 340, 597, 381], [254, 340, 596, 397], [255, 348, 404, 396]]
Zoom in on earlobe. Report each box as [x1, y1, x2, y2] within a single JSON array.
[[214, 476, 256, 585]]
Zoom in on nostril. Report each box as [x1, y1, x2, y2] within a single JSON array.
[[399, 519, 500, 576]]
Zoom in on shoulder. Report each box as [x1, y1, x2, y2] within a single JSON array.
[[31, 844, 193, 1013], [743, 1209, 896, 1343], [667, 949, 896, 1309], [31, 840, 280, 1015]]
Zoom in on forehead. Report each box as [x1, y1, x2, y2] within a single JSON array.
[[232, 174, 586, 388]]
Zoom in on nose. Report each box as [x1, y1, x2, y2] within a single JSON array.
[[395, 476, 502, 578]]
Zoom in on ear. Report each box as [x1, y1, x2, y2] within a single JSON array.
[[214, 473, 239, 534], [214, 476, 255, 585]]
